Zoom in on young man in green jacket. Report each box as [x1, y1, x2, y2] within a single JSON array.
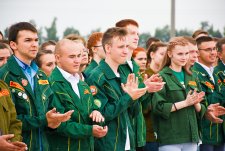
[[0, 80, 27, 151], [48, 39, 108, 151], [116, 19, 165, 151], [0, 22, 73, 151], [192, 36, 224, 150], [86, 27, 148, 151]]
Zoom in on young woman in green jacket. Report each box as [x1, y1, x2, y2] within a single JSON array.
[[151, 37, 206, 151]]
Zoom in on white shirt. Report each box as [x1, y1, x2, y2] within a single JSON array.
[[57, 67, 80, 98], [127, 60, 133, 72], [197, 62, 215, 83]]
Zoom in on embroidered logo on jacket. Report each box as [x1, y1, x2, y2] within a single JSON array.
[[90, 86, 97, 95], [188, 81, 197, 86], [205, 81, 214, 90], [10, 81, 25, 91], [0, 89, 10, 97], [38, 80, 49, 85], [84, 89, 90, 94]]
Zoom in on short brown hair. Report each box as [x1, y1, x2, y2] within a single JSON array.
[[115, 19, 139, 28], [35, 49, 54, 67], [64, 34, 86, 47], [192, 29, 208, 39], [216, 38, 225, 52], [146, 37, 160, 49], [40, 40, 56, 50], [8, 22, 37, 42], [87, 32, 103, 57], [102, 27, 128, 51], [147, 42, 167, 63], [196, 36, 213, 48]]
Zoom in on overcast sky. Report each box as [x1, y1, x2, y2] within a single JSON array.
[[1, 0, 225, 38]]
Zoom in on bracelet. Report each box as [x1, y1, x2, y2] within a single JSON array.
[[173, 103, 178, 111]]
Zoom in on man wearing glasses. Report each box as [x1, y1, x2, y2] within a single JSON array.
[[192, 36, 224, 151]]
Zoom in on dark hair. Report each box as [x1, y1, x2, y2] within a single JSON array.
[[192, 29, 208, 39], [102, 27, 128, 52], [216, 38, 225, 52], [35, 49, 54, 67], [147, 42, 167, 63], [8, 22, 37, 43], [196, 36, 213, 48], [115, 19, 139, 28], [146, 37, 160, 49], [40, 40, 56, 51]]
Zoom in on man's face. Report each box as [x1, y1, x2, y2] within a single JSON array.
[[188, 43, 198, 66], [0, 48, 11, 67], [10, 30, 38, 63], [198, 41, 217, 67], [56, 42, 84, 75], [125, 24, 139, 50], [107, 36, 129, 65], [217, 44, 225, 63], [95, 39, 105, 59]]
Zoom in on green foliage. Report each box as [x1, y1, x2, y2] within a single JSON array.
[[154, 25, 170, 42], [138, 32, 151, 48], [63, 27, 80, 37], [45, 17, 59, 41], [176, 29, 192, 37]]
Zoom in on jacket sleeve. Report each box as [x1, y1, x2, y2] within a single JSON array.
[[49, 93, 93, 139], [87, 77, 135, 122], [151, 84, 173, 120], [6, 84, 23, 142]]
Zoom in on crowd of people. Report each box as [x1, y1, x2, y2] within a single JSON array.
[[0, 19, 225, 151]]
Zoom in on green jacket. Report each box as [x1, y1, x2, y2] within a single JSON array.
[[0, 80, 22, 142], [48, 67, 96, 151], [214, 60, 225, 88], [0, 56, 53, 151], [152, 66, 206, 145], [119, 60, 148, 148], [192, 62, 224, 145], [84, 60, 98, 78], [86, 60, 139, 151]]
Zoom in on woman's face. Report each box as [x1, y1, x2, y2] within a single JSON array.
[[40, 53, 56, 76], [169, 45, 189, 67], [151, 46, 167, 66], [134, 51, 147, 71]]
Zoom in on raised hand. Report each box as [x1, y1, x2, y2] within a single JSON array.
[[46, 108, 74, 129], [0, 134, 27, 151], [92, 125, 108, 138], [205, 103, 225, 123], [144, 74, 165, 93], [121, 74, 148, 100], [89, 110, 105, 123]]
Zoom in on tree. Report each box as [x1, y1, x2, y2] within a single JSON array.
[[176, 29, 192, 37], [207, 25, 222, 38], [45, 17, 59, 41], [138, 32, 151, 48], [154, 25, 170, 42], [200, 21, 209, 31], [63, 27, 80, 37]]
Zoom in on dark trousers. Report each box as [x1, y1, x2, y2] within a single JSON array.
[[200, 144, 225, 151]]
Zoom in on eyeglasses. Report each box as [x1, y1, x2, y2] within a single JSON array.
[[199, 47, 216, 53], [93, 45, 102, 47]]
